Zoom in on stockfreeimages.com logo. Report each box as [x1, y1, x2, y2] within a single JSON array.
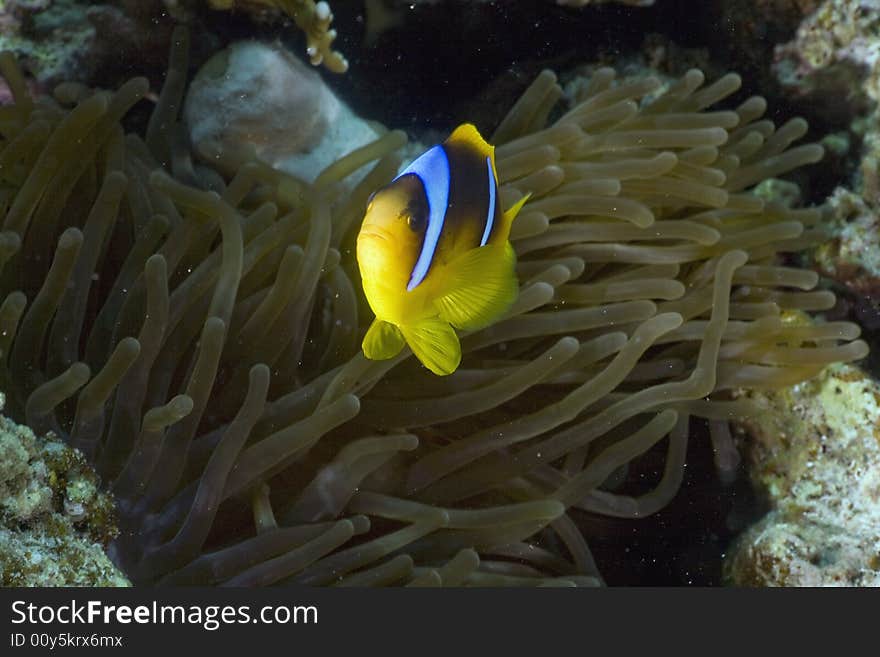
[[10, 600, 317, 632]]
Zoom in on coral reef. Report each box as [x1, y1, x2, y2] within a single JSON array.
[[0, 393, 128, 586], [725, 363, 880, 586], [0, 24, 868, 586], [771, 1, 880, 371], [0, 0, 95, 87], [207, 0, 348, 72], [706, 1, 822, 91], [0, 1, 176, 88], [815, 187, 880, 294], [727, 6, 880, 569], [774, 0, 880, 121]]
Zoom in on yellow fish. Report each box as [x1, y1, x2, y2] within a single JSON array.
[[356, 123, 529, 375]]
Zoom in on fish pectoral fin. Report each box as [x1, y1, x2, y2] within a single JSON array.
[[434, 241, 518, 331], [399, 318, 461, 376], [362, 318, 406, 360]]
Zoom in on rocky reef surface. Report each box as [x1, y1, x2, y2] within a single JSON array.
[[726, 362, 880, 586], [717, 1, 880, 584], [0, 393, 127, 586]]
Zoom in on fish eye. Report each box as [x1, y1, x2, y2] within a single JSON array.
[[403, 200, 427, 232]]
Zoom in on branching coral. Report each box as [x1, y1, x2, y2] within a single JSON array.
[[207, 0, 349, 73], [0, 28, 868, 586]]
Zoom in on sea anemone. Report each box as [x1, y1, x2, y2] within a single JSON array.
[[0, 27, 867, 586]]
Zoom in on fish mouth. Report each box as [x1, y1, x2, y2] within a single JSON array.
[[358, 227, 391, 244]]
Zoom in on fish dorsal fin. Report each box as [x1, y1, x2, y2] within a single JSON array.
[[399, 318, 461, 376], [363, 318, 406, 360], [434, 241, 518, 331], [446, 123, 496, 172]]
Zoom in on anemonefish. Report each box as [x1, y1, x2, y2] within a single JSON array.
[[356, 123, 529, 376]]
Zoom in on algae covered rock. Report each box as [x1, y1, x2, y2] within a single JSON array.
[[725, 363, 880, 586], [774, 0, 880, 120], [0, 393, 128, 587], [0, 0, 180, 90]]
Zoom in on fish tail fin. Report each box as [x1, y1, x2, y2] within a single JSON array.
[[435, 240, 518, 331], [362, 318, 406, 360], [399, 318, 461, 376]]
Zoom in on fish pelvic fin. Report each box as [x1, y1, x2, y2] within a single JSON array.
[[434, 241, 518, 331], [363, 318, 406, 360], [399, 317, 461, 376]]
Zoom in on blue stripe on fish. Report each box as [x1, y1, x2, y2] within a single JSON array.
[[396, 144, 450, 291], [480, 156, 496, 247]]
